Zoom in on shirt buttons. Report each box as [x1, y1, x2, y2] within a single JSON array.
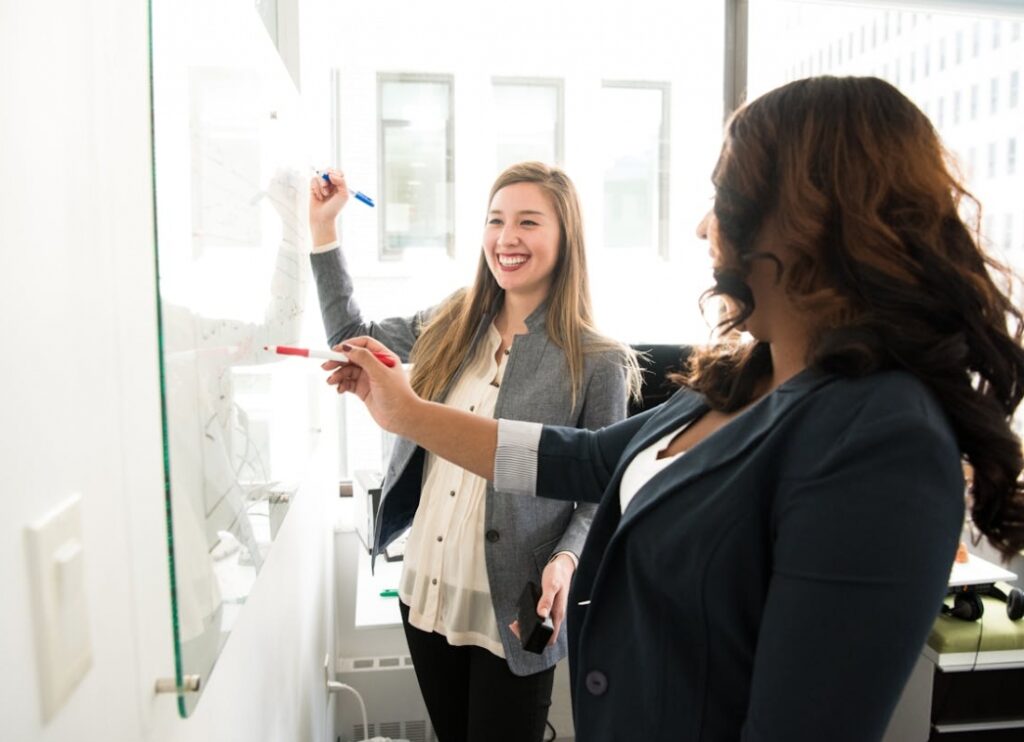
[[449, 490, 456, 497], [431, 578, 438, 585], [469, 405, 475, 412], [504, 349, 510, 355], [436, 536, 443, 542], [585, 670, 608, 696], [486, 529, 500, 543]]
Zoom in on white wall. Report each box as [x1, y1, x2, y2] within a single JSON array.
[[0, 1, 335, 741]]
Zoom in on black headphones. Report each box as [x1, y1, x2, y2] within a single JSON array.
[[942, 584, 1024, 622]]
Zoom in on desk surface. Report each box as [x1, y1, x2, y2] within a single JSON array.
[[948, 553, 1017, 587]]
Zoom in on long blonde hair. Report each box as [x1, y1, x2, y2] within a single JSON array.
[[409, 161, 640, 406]]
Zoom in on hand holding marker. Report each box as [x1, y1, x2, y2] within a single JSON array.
[[265, 344, 396, 368], [315, 169, 375, 207]]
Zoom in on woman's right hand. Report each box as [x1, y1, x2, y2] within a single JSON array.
[[308, 168, 350, 245], [323, 336, 418, 436]]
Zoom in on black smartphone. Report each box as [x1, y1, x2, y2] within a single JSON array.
[[517, 580, 554, 654]]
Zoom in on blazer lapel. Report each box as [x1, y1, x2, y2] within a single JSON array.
[[616, 368, 834, 532]]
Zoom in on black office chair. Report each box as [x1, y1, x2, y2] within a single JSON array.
[[628, 344, 692, 417]]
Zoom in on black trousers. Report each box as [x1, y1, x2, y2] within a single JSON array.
[[400, 601, 555, 742]]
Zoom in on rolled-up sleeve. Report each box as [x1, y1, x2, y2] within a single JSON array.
[[494, 419, 543, 496]]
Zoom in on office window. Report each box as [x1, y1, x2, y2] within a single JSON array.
[[955, 30, 963, 64], [897, 58, 903, 86], [937, 96, 945, 128], [953, 90, 961, 125], [988, 142, 997, 179], [924, 45, 930, 78], [968, 147, 977, 180], [939, 38, 947, 71], [1014, 22, 1021, 42], [378, 74, 454, 256], [991, 77, 999, 114], [993, 20, 1001, 50], [973, 22, 981, 57], [1004, 214, 1013, 251], [491, 78, 563, 171], [971, 84, 979, 119], [601, 82, 670, 256], [1010, 138, 1018, 176], [1011, 71, 1020, 108]]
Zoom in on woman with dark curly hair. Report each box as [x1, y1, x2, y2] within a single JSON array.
[[324, 76, 1024, 741]]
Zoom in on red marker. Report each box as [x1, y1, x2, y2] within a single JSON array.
[[265, 344, 397, 368]]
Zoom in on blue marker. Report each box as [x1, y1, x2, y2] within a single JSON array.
[[318, 170, 375, 207]]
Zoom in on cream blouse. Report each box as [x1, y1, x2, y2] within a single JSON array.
[[398, 324, 508, 656]]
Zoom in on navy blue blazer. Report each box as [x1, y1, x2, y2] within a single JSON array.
[[534, 368, 964, 741]]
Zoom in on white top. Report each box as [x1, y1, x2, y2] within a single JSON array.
[[399, 324, 508, 657], [618, 424, 690, 513]]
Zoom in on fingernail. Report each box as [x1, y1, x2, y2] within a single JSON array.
[[340, 343, 352, 352]]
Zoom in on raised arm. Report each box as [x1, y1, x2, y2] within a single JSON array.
[[328, 336, 501, 478], [308, 170, 426, 360], [331, 336, 654, 495]]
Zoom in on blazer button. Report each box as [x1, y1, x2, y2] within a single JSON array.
[[585, 670, 608, 696], [485, 529, 500, 543]]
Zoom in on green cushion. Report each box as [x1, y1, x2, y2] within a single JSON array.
[[928, 594, 1024, 653]]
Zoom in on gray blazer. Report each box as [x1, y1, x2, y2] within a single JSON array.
[[311, 248, 628, 675]]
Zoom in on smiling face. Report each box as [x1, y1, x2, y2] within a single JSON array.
[[482, 182, 562, 301]]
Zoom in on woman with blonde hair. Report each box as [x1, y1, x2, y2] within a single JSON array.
[[309, 161, 638, 742]]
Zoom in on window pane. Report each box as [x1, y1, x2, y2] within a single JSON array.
[[601, 85, 667, 253], [492, 80, 561, 170], [379, 77, 453, 254]]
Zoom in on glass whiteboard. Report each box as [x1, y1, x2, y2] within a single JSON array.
[[150, 0, 318, 716]]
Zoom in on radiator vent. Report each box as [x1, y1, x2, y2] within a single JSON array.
[[349, 719, 428, 742], [335, 655, 434, 742]]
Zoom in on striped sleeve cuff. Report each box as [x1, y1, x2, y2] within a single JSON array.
[[494, 419, 542, 496]]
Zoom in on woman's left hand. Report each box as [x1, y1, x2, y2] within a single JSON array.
[[511, 552, 576, 647], [539, 553, 576, 645]]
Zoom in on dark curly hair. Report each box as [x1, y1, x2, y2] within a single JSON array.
[[685, 76, 1024, 557]]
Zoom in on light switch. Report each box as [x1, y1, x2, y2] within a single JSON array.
[[25, 493, 93, 722]]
